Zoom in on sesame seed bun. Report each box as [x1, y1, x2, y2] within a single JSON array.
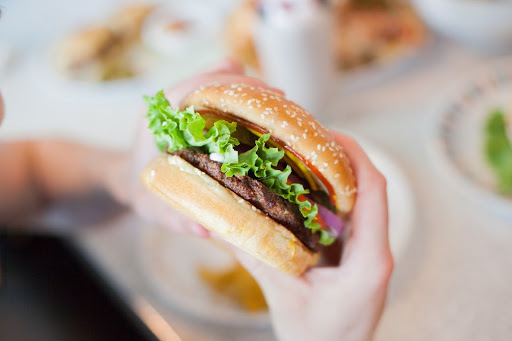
[[181, 83, 356, 214]]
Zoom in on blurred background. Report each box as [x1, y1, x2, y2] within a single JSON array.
[[1, 0, 511, 340]]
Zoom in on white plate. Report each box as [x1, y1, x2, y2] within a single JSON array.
[[431, 59, 512, 217], [138, 225, 271, 328], [362, 141, 416, 261]]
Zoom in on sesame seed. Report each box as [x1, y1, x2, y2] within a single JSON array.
[[303, 133, 307, 139], [323, 162, 328, 167], [317, 144, 321, 150], [335, 173, 340, 178], [252, 206, 257, 211], [150, 170, 155, 177], [238, 199, 244, 204], [334, 159, 339, 164], [322, 146, 326, 152]]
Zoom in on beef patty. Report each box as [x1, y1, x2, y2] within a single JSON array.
[[171, 148, 318, 251]]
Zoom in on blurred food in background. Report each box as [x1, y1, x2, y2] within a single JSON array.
[[484, 108, 512, 195], [53, 3, 154, 82], [225, 0, 426, 72], [225, 0, 261, 70], [198, 262, 268, 313], [333, 0, 425, 70]]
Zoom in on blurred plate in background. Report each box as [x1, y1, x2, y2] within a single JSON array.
[[412, 0, 512, 53], [137, 225, 271, 329], [362, 139, 416, 260], [431, 59, 512, 217]]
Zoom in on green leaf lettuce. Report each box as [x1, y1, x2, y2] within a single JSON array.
[[484, 109, 512, 194]]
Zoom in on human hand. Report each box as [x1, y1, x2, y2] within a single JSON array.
[[234, 132, 393, 341], [110, 59, 283, 237]]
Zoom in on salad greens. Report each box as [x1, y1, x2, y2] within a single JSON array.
[[144, 91, 334, 246], [484, 109, 512, 195]]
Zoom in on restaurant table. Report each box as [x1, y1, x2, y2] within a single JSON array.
[[1, 1, 511, 340]]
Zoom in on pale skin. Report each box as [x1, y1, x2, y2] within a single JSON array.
[[0, 60, 393, 340]]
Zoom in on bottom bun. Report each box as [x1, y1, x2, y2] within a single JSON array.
[[141, 154, 319, 276]]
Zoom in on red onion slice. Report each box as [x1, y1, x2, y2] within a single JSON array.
[[317, 202, 345, 237]]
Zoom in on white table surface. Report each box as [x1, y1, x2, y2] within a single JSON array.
[[1, 1, 512, 340]]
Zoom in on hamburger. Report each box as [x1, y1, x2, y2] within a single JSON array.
[[141, 83, 356, 275]]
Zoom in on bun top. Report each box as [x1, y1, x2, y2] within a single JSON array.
[[181, 83, 356, 214]]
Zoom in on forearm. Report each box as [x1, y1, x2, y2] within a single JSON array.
[[0, 140, 127, 223]]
